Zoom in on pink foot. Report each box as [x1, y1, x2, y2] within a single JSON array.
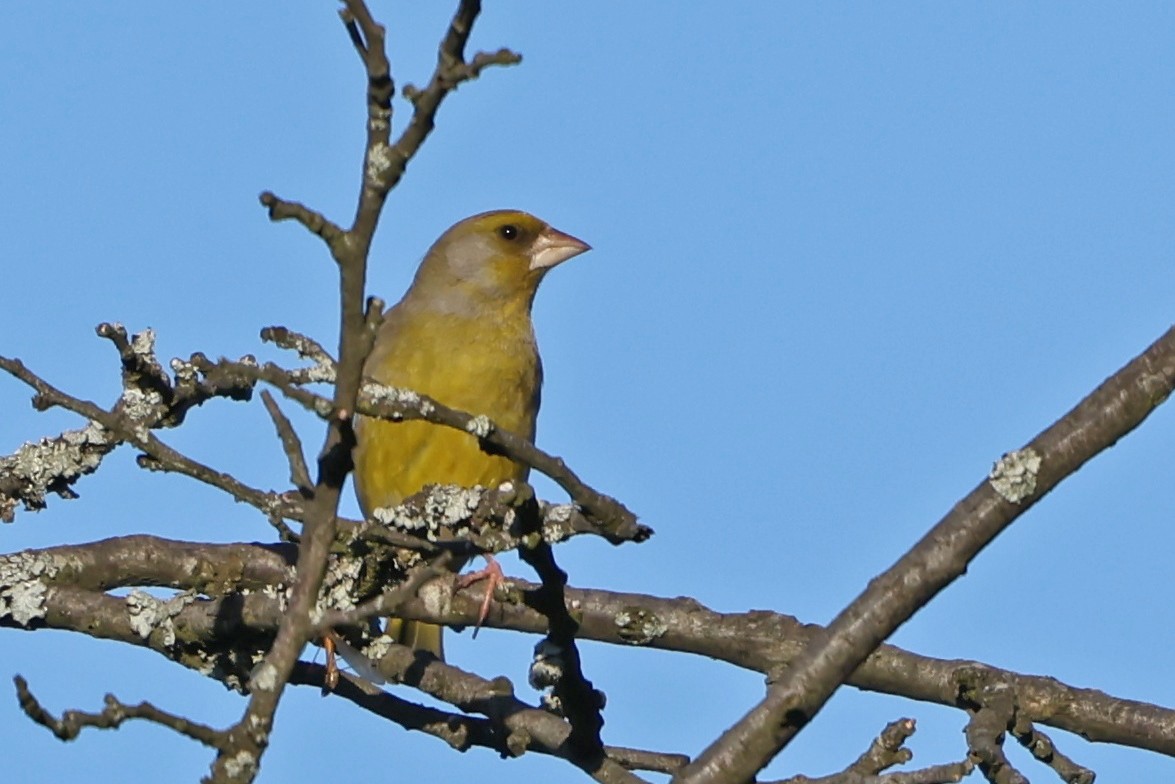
[[456, 555, 504, 638]]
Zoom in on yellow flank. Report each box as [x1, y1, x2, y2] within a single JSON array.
[[352, 209, 590, 660]]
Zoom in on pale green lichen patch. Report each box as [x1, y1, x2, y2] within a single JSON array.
[[465, 414, 494, 438], [363, 381, 420, 411], [1, 580, 47, 625], [261, 582, 291, 614], [365, 141, 393, 185], [363, 633, 395, 662], [185, 647, 253, 693], [222, 749, 258, 780], [249, 661, 279, 693], [313, 556, 364, 620], [302, 363, 335, 384], [373, 484, 482, 541], [118, 386, 163, 424], [529, 639, 565, 690], [541, 503, 575, 543], [125, 589, 197, 646], [417, 579, 453, 618], [614, 606, 667, 645], [130, 328, 156, 355], [170, 357, 198, 384], [0, 550, 61, 583], [245, 713, 269, 745], [2, 422, 111, 517], [0, 551, 62, 625], [190, 648, 220, 679], [988, 447, 1042, 504]]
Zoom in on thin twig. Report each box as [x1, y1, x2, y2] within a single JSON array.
[[259, 390, 313, 496], [1010, 716, 1094, 784], [14, 675, 227, 749], [258, 192, 345, 251]]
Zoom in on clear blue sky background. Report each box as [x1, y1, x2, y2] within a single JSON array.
[[2, 3, 1173, 782]]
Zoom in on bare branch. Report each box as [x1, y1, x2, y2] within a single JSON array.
[[386, 574, 1175, 762], [517, 519, 607, 763], [961, 679, 1025, 784], [771, 761, 973, 784], [259, 390, 313, 497], [14, 675, 227, 749], [1010, 716, 1094, 784], [767, 719, 973, 783], [258, 191, 346, 252], [850, 719, 916, 774], [210, 348, 646, 542], [212, 3, 520, 779], [290, 663, 683, 776], [367, 642, 647, 784], [676, 326, 1175, 784], [341, 0, 523, 248], [260, 325, 336, 380], [7, 535, 1173, 767]]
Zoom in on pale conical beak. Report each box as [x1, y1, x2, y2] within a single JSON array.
[[529, 226, 592, 271]]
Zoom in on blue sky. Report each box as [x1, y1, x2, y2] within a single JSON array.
[[2, 3, 1174, 782]]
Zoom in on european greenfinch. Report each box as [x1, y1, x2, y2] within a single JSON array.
[[353, 209, 590, 658]]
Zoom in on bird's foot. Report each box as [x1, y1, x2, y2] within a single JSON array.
[[456, 555, 504, 638]]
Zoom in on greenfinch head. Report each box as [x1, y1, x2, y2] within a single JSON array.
[[406, 210, 591, 312]]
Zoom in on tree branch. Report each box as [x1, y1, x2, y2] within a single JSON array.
[[675, 326, 1175, 784], [212, 3, 521, 779], [14, 675, 228, 749], [215, 341, 646, 540], [5, 535, 1174, 767]]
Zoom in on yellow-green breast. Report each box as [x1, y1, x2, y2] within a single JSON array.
[[353, 299, 541, 515]]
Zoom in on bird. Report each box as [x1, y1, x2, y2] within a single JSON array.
[[352, 209, 590, 659]]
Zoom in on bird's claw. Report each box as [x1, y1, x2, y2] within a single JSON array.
[[456, 555, 504, 638]]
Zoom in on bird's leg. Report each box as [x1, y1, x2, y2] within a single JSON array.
[[321, 631, 341, 695], [456, 555, 504, 638]]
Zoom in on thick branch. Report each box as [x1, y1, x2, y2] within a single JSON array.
[[6, 536, 1175, 763], [675, 326, 1175, 783]]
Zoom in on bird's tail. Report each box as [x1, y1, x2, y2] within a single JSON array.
[[386, 617, 444, 660]]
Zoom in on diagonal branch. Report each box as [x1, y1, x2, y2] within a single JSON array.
[[0, 325, 258, 521], [220, 345, 645, 541], [259, 390, 313, 497], [674, 326, 1175, 784]]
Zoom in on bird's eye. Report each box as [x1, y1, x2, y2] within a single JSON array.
[[497, 224, 519, 241]]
